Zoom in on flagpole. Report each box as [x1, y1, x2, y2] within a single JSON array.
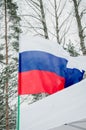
[[16, 95, 20, 130]]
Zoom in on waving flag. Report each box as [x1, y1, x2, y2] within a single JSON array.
[[18, 36, 84, 95]]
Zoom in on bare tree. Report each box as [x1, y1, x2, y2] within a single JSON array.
[[54, 0, 60, 44], [19, 0, 86, 55], [22, 0, 49, 39], [47, 0, 72, 45], [72, 0, 86, 55], [39, 0, 49, 39]]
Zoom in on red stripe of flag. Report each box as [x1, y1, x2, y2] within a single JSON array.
[[18, 70, 65, 95]]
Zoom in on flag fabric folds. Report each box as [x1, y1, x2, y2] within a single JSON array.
[[18, 37, 84, 95]]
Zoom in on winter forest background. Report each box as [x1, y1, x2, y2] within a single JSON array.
[[0, 0, 86, 129]]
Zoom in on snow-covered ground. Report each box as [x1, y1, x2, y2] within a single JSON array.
[[19, 36, 86, 130]]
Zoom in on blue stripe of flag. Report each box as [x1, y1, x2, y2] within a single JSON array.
[[19, 51, 68, 77]]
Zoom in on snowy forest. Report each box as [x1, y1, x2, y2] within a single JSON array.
[[0, 0, 86, 130]]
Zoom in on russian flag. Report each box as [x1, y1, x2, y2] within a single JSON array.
[[18, 37, 84, 95]]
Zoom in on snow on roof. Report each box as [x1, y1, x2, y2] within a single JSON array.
[[20, 79, 86, 130]]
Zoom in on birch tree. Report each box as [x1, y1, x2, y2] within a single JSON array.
[[54, 0, 70, 44], [72, 0, 86, 55], [39, 0, 49, 39], [39, 0, 72, 45], [20, 0, 49, 39]]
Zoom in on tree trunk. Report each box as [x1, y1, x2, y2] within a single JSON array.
[[4, 0, 9, 130], [54, 0, 60, 44], [72, 0, 86, 55], [39, 0, 49, 39]]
